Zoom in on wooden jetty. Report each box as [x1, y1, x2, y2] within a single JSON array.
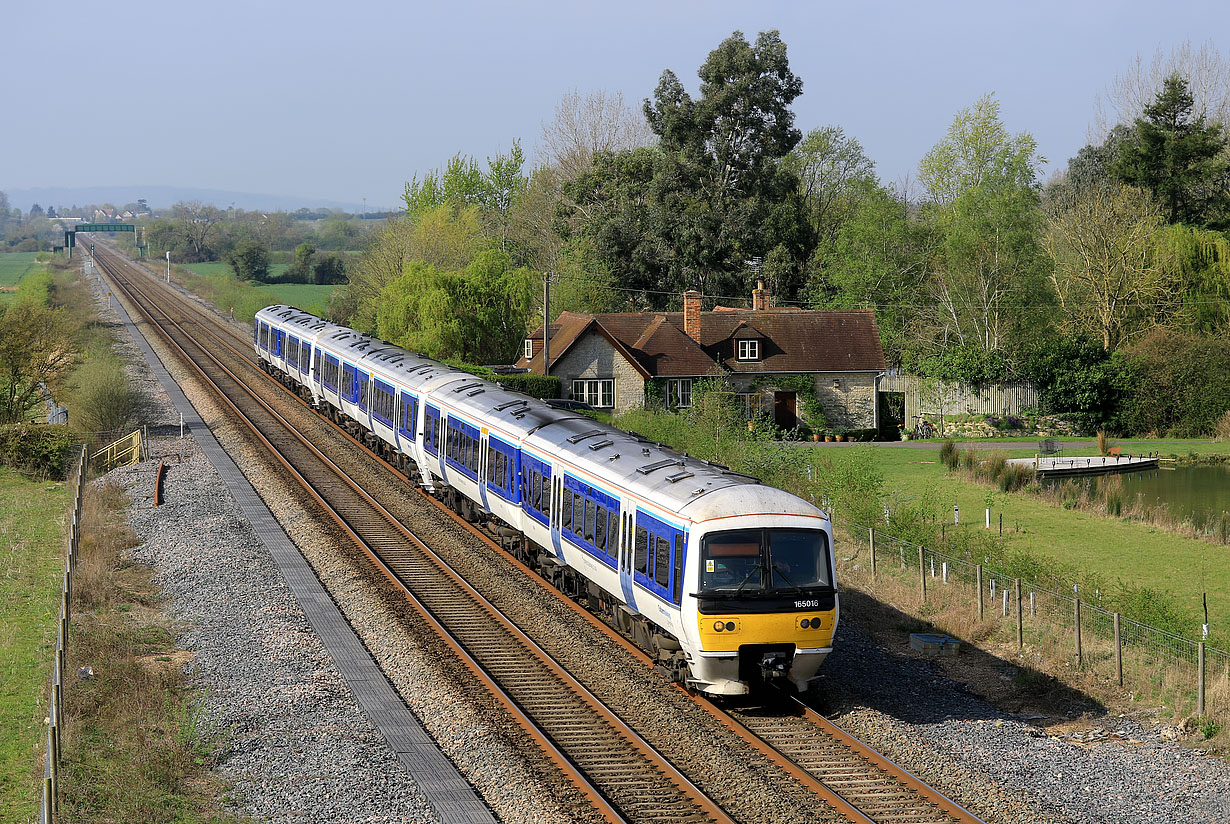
[[1007, 453, 1161, 479]]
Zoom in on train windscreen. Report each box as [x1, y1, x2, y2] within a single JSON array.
[[700, 528, 830, 593]]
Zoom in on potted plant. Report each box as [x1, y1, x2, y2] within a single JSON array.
[[824, 432, 834, 442], [834, 430, 846, 442]]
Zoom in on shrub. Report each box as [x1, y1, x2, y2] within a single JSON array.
[[0, 422, 76, 477], [68, 348, 143, 434], [1215, 410, 1230, 442], [998, 463, 1033, 492], [939, 439, 959, 470], [960, 448, 977, 470], [985, 451, 1008, 482], [494, 372, 561, 400]]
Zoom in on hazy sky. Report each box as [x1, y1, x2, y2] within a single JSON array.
[[5, 1, 1229, 209]]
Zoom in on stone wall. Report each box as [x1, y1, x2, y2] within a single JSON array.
[[552, 333, 645, 414], [726, 371, 878, 431]]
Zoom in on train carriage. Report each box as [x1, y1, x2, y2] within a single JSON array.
[[254, 305, 840, 696]]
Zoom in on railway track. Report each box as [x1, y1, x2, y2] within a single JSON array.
[[88, 242, 988, 824]]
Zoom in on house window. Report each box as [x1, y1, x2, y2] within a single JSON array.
[[666, 378, 692, 409], [738, 393, 764, 419], [571, 379, 615, 408], [738, 339, 760, 361], [524, 338, 534, 360]]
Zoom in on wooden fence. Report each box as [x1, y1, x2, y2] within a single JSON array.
[[879, 375, 1038, 428]]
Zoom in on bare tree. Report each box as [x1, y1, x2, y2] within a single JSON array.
[[1092, 39, 1230, 139], [539, 89, 654, 179], [1043, 182, 1167, 351], [170, 201, 224, 260]]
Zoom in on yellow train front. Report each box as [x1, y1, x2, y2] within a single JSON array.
[[679, 487, 839, 696]]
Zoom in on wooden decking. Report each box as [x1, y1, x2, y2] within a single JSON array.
[[1008, 453, 1160, 478]]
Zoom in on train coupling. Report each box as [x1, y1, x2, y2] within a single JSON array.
[[758, 650, 791, 681]]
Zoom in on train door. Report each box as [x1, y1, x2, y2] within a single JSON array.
[[478, 433, 490, 512], [550, 474, 563, 560], [619, 508, 637, 609]]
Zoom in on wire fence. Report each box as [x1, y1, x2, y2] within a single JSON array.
[[840, 519, 1227, 718], [40, 446, 85, 823]]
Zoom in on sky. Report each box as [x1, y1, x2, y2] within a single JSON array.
[[4, 0, 1230, 210]]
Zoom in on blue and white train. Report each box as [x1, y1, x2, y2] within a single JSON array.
[[253, 305, 839, 695]]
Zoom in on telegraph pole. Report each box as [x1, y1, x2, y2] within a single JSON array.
[[542, 271, 550, 378]]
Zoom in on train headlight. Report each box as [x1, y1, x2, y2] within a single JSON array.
[[714, 621, 725, 632], [725, 621, 735, 632], [800, 618, 811, 629]]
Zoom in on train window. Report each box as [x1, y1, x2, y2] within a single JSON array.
[[655, 536, 671, 588], [673, 534, 684, 602], [488, 446, 497, 483], [584, 499, 595, 543], [360, 377, 369, 410], [572, 492, 583, 535], [635, 526, 648, 573], [595, 506, 607, 552], [301, 345, 311, 373], [563, 490, 573, 532], [313, 349, 321, 379]]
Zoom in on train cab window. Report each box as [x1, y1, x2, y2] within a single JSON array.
[[634, 526, 649, 573], [655, 536, 671, 588], [700, 529, 763, 591], [594, 506, 607, 552]]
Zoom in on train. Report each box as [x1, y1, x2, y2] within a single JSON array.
[[252, 305, 839, 696]]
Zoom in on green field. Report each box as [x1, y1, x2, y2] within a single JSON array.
[[0, 469, 69, 820], [0, 253, 42, 304], [184, 261, 289, 280], [182, 263, 337, 312], [860, 440, 1230, 633]]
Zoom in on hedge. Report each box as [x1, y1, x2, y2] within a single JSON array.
[[495, 373, 561, 399], [0, 423, 77, 478]]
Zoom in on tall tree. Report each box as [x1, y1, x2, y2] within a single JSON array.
[[1042, 182, 1165, 351], [168, 201, 224, 261], [1112, 73, 1229, 226], [1093, 40, 1230, 139], [786, 126, 878, 244], [541, 89, 654, 180], [0, 303, 77, 424], [226, 240, 271, 282], [918, 95, 1049, 355]]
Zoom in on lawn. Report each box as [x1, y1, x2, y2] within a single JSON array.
[[0, 469, 69, 821], [856, 439, 1230, 635], [0, 253, 42, 304]]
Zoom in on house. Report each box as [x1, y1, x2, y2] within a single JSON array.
[[516, 283, 887, 432]]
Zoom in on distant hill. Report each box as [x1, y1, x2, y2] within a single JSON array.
[[5, 185, 372, 213]]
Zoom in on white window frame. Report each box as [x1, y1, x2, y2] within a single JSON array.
[[737, 392, 764, 419], [524, 338, 534, 360], [571, 378, 615, 408], [666, 378, 693, 409], [737, 339, 760, 361]]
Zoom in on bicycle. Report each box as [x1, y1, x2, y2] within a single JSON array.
[[912, 416, 935, 440]]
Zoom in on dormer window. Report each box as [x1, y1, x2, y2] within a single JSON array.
[[737, 339, 760, 361], [524, 338, 534, 360]]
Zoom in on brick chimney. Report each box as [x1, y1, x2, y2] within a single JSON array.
[[752, 279, 771, 311], [683, 290, 702, 342]]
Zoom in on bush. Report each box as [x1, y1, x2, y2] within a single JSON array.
[[1216, 410, 1230, 442], [998, 462, 1033, 492], [494, 372, 561, 399], [985, 451, 1008, 482], [68, 348, 143, 433], [939, 439, 959, 470], [0, 422, 76, 477], [1112, 330, 1230, 436]]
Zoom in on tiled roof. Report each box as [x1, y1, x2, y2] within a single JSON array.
[[517, 307, 885, 377]]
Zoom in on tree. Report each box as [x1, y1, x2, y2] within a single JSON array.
[[540, 89, 655, 180], [375, 250, 533, 364], [0, 190, 8, 232], [565, 30, 814, 305], [1112, 73, 1229, 226], [1042, 182, 1165, 351], [1093, 40, 1230, 139], [1153, 224, 1230, 335], [226, 240, 271, 282], [28, 204, 44, 220], [312, 253, 347, 285], [918, 95, 1049, 355], [168, 201, 224, 260], [45, 205, 56, 219], [286, 242, 316, 282], [785, 126, 878, 243], [0, 303, 77, 425]]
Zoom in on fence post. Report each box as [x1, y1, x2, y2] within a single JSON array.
[[868, 528, 876, 581], [46, 724, 57, 815], [1197, 642, 1206, 717], [976, 565, 983, 619], [1075, 598, 1083, 666], [1114, 612, 1122, 687], [918, 546, 926, 603], [1015, 578, 1023, 650]]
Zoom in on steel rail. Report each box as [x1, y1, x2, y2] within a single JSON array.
[[93, 247, 733, 824], [94, 242, 987, 824]]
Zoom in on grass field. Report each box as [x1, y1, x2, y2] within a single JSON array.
[[857, 440, 1229, 637], [0, 469, 69, 821], [182, 263, 337, 312], [0, 253, 42, 304], [184, 261, 289, 280]]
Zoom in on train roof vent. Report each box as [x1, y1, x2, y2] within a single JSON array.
[[587, 439, 614, 451], [495, 400, 529, 412], [641, 447, 651, 456], [407, 364, 434, 374], [637, 458, 682, 475], [452, 381, 485, 393], [665, 470, 694, 483], [466, 388, 486, 397], [566, 429, 606, 444]]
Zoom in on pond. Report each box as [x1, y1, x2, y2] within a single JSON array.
[[1058, 463, 1230, 525]]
